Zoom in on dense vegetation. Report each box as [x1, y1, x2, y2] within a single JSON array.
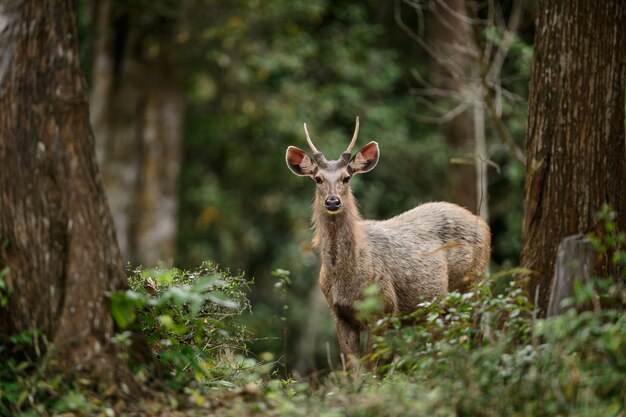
[[1, 213, 624, 415]]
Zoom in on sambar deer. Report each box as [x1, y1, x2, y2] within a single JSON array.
[[285, 117, 491, 368]]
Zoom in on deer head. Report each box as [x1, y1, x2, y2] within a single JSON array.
[[286, 117, 380, 214]]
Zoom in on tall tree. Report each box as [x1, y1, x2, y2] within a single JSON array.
[[89, 0, 184, 266], [427, 0, 477, 215], [0, 0, 133, 379], [520, 1, 626, 312]]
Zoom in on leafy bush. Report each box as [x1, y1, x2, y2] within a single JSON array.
[[356, 280, 624, 417], [0, 262, 255, 416], [113, 262, 253, 387], [215, 271, 626, 417], [370, 279, 533, 374]]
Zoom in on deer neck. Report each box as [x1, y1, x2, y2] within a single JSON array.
[[312, 192, 362, 269]]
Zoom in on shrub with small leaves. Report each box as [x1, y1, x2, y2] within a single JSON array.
[[111, 261, 252, 386], [369, 278, 533, 373]]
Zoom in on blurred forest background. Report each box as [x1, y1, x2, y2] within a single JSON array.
[[78, 0, 533, 374]]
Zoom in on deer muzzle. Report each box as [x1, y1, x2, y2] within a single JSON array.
[[324, 196, 342, 213]]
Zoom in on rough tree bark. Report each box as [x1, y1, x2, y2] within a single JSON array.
[[90, 0, 184, 266], [520, 0, 626, 313], [0, 0, 134, 380]]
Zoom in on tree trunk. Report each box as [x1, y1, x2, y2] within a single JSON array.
[[520, 0, 626, 314], [0, 0, 133, 380], [428, 0, 478, 214], [90, 0, 184, 266]]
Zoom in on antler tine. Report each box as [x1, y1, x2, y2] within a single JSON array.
[[303, 123, 320, 154], [344, 116, 360, 154]]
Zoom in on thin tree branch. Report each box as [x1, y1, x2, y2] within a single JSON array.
[[468, 0, 526, 165], [395, 0, 465, 81], [487, 0, 523, 84], [413, 99, 471, 124]]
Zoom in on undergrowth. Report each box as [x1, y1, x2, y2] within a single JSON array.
[[121, 262, 253, 388], [1, 209, 625, 416], [0, 262, 259, 415], [214, 278, 625, 417]]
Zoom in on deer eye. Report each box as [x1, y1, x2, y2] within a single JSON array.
[[342, 176, 351, 183], [314, 176, 323, 184]]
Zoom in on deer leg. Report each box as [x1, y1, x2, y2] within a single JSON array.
[[335, 318, 360, 370]]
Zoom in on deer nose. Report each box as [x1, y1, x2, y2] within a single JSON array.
[[324, 196, 342, 211]]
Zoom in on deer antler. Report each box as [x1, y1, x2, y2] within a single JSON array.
[[344, 116, 360, 154], [303, 123, 320, 154]]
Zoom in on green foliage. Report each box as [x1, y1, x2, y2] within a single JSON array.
[[52, 390, 93, 415], [354, 283, 384, 322], [0, 262, 256, 416], [0, 328, 51, 416], [4, 244, 626, 415], [6, 208, 624, 415], [215, 276, 626, 417], [118, 262, 252, 386], [271, 268, 292, 294], [370, 280, 533, 372]]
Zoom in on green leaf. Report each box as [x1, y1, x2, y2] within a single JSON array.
[[158, 315, 187, 335], [109, 291, 145, 328], [207, 292, 239, 309], [192, 274, 222, 292]]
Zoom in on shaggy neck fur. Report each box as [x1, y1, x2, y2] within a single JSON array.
[[312, 191, 363, 272]]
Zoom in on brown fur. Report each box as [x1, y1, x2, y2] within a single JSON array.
[[286, 126, 491, 365]]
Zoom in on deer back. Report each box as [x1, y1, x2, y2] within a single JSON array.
[[359, 201, 490, 313]]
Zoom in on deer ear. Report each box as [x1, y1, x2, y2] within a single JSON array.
[[349, 141, 379, 174], [286, 146, 317, 177]]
